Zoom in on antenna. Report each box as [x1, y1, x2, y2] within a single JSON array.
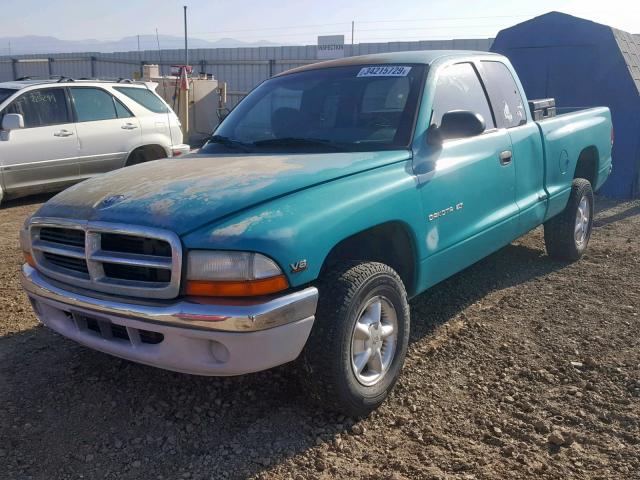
[[183, 6, 189, 67]]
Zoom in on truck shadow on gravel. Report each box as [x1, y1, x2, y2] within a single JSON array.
[[408, 242, 562, 343], [2, 241, 567, 479]]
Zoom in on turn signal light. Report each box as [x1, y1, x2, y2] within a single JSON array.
[[185, 275, 289, 297], [23, 251, 36, 268]]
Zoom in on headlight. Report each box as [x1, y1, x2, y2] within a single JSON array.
[[185, 251, 288, 297]]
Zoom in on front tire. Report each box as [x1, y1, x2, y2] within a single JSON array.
[[544, 178, 594, 261], [301, 262, 410, 417]]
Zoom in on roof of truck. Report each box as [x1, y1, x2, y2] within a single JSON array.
[[277, 50, 502, 76]]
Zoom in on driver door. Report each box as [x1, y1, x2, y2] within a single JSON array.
[[0, 87, 79, 196], [415, 62, 518, 287]]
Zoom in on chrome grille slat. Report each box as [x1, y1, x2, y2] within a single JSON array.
[[33, 239, 86, 259], [28, 218, 182, 300], [89, 250, 173, 270]]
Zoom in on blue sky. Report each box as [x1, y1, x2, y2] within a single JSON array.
[[3, 0, 638, 44]]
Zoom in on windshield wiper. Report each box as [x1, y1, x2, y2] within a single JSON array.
[[252, 137, 348, 151], [205, 134, 253, 152]]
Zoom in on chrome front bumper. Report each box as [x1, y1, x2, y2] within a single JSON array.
[[21, 265, 318, 375]]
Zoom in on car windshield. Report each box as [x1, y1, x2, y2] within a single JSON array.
[[201, 64, 427, 154], [0, 88, 17, 105]]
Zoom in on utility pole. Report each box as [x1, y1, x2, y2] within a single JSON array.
[[351, 21, 354, 45], [137, 34, 142, 78], [155, 28, 162, 74], [8, 40, 11, 56], [183, 5, 188, 66], [180, 5, 190, 139]]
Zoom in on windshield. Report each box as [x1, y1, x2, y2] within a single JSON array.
[[0, 88, 17, 105], [201, 64, 427, 154]]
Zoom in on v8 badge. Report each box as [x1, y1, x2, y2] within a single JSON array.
[[290, 259, 308, 273]]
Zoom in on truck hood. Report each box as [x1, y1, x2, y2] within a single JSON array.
[[35, 151, 411, 235]]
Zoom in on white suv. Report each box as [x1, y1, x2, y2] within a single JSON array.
[[0, 78, 189, 205]]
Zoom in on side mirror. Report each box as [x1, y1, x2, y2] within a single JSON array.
[[436, 110, 486, 142], [2, 113, 24, 131], [426, 124, 443, 146]]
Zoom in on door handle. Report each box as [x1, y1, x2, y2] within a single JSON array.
[[499, 150, 513, 166], [121, 123, 138, 130], [53, 129, 74, 137]]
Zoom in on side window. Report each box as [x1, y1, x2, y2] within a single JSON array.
[[70, 87, 118, 122], [431, 63, 495, 130], [6, 88, 69, 128], [481, 61, 527, 128], [114, 97, 133, 118], [113, 87, 169, 113]]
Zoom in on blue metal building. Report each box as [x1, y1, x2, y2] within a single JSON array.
[[491, 12, 640, 199]]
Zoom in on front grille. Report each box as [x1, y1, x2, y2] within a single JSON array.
[[29, 220, 182, 299], [101, 233, 172, 257], [103, 263, 172, 283], [42, 252, 89, 274], [40, 227, 85, 247], [77, 314, 164, 345]]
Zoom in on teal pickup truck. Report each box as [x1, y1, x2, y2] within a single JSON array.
[[20, 51, 612, 416]]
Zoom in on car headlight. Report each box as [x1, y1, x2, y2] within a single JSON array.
[[185, 251, 288, 297]]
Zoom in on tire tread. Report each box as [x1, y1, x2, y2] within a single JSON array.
[[301, 262, 409, 416], [544, 178, 593, 261]]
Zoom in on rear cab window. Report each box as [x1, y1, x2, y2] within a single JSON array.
[[5, 88, 70, 128], [431, 62, 496, 131], [114, 87, 168, 113], [480, 61, 527, 128]]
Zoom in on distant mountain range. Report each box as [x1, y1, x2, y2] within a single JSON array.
[[0, 35, 280, 56]]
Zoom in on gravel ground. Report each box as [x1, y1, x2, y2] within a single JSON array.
[[1, 194, 639, 480]]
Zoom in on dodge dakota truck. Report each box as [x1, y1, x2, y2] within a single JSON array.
[[20, 51, 613, 416]]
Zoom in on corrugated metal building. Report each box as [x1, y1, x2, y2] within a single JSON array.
[[0, 38, 493, 107], [492, 12, 640, 199]]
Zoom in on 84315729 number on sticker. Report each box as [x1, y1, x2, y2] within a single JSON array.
[[357, 66, 412, 77]]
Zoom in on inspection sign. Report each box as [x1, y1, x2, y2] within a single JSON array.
[[317, 35, 345, 59]]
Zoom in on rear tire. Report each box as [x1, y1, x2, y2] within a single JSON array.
[[301, 262, 410, 417], [125, 147, 166, 167], [544, 178, 594, 261]]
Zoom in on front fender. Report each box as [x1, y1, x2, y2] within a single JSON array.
[[181, 161, 426, 289]]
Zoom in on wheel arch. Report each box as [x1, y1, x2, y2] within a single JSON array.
[[125, 144, 170, 166], [319, 221, 419, 296], [574, 145, 599, 187]]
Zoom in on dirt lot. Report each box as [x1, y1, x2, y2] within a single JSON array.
[[1, 195, 639, 480]]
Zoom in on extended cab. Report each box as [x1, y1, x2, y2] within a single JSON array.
[[19, 51, 613, 416]]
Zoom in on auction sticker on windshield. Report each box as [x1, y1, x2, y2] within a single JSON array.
[[357, 66, 412, 77]]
